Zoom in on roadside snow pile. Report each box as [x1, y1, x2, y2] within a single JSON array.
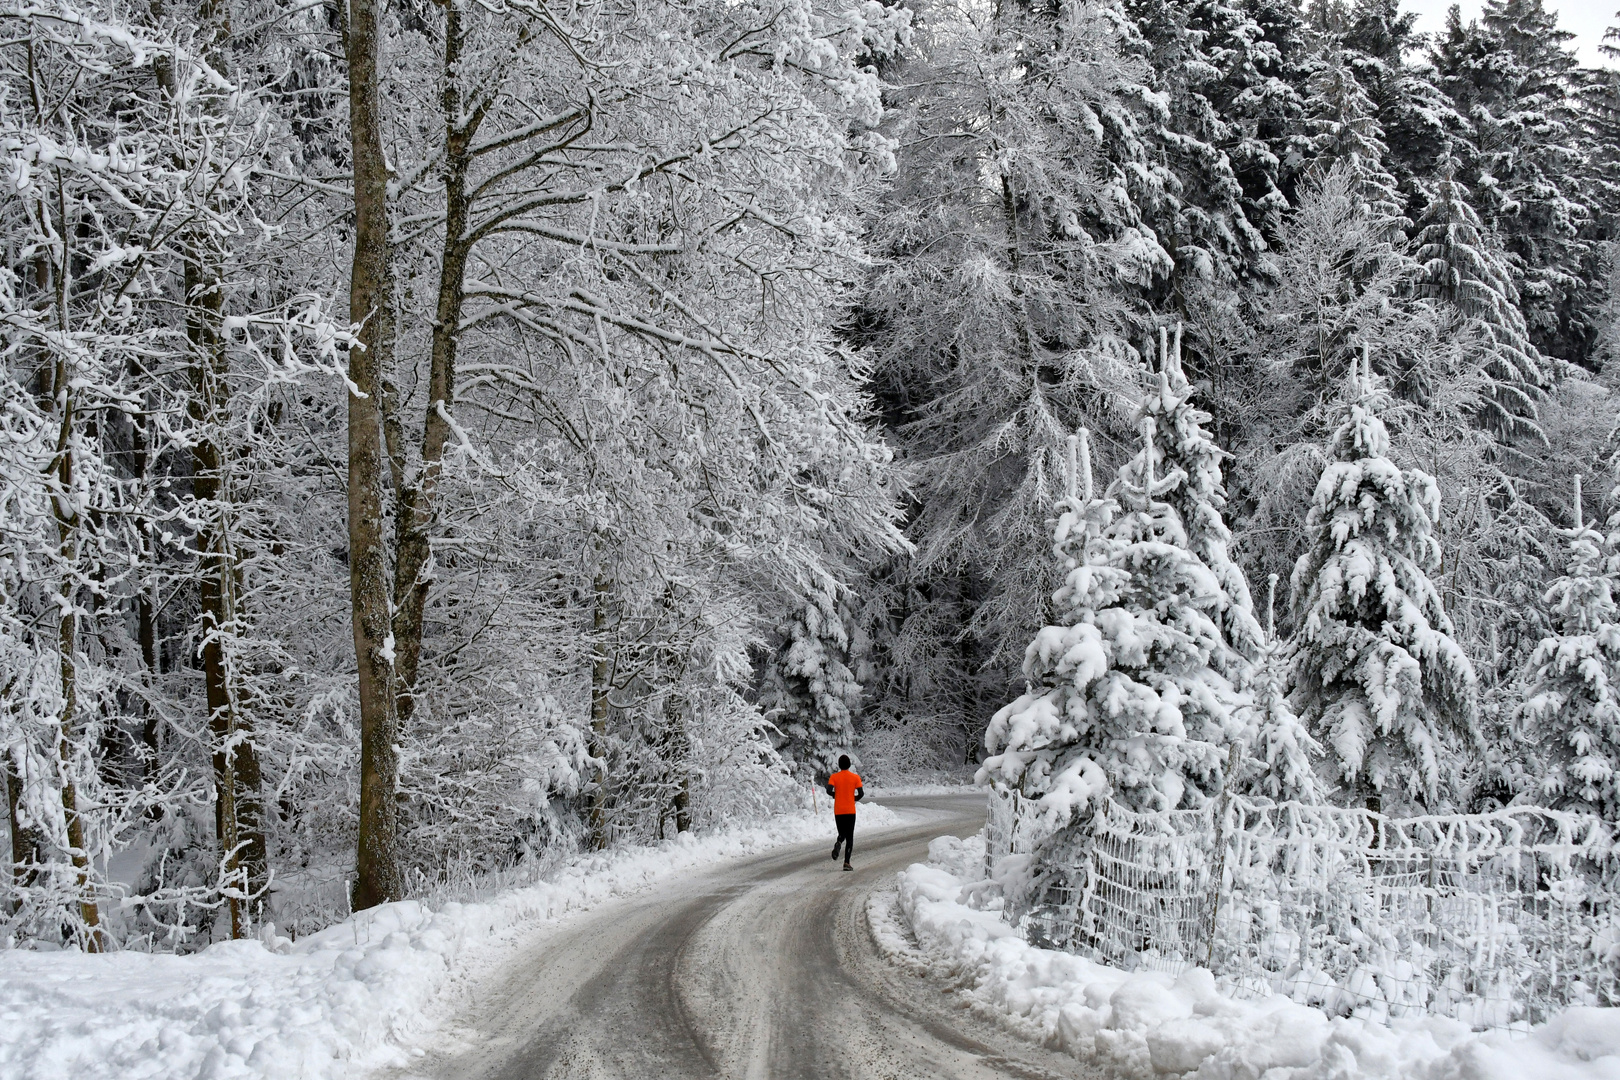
[[870, 781, 986, 797], [0, 802, 901, 1080], [889, 833, 1620, 1080]]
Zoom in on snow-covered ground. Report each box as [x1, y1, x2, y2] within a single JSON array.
[[866, 781, 985, 797], [882, 832, 1620, 1080], [0, 802, 901, 1080]]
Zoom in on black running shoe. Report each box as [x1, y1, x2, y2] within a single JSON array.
[[843, 862, 853, 871]]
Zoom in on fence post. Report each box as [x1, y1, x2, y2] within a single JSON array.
[[1426, 851, 1438, 957], [1204, 785, 1233, 968]]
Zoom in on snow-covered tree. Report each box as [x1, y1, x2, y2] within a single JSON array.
[[760, 581, 861, 780], [1302, 48, 1406, 227], [1230, 576, 1323, 802], [1123, 0, 1274, 288], [1289, 351, 1478, 810], [1144, 327, 1264, 664], [1434, 0, 1589, 361], [1333, 0, 1464, 209], [0, 0, 913, 948], [1520, 478, 1620, 819], [1, 3, 249, 947], [1259, 163, 1420, 404], [982, 426, 1246, 821], [1412, 171, 1545, 438], [856, 0, 1165, 754]]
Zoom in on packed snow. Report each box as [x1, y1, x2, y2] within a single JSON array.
[[0, 802, 899, 1080], [883, 832, 1620, 1080]]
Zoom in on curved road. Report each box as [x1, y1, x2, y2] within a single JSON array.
[[389, 794, 1089, 1080]]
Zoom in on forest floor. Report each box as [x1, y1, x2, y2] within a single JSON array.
[[375, 792, 1093, 1080]]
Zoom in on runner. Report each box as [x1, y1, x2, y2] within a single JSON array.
[[824, 754, 863, 870]]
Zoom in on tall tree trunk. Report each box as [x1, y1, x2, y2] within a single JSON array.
[[50, 356, 103, 951], [997, 170, 1036, 371], [346, 0, 404, 911], [391, 0, 474, 735], [132, 401, 161, 782], [664, 692, 692, 834], [588, 572, 615, 850], [36, 165, 104, 950], [186, 253, 266, 936], [4, 741, 44, 913]]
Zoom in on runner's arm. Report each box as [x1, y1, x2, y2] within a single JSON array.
[[854, 786, 863, 802]]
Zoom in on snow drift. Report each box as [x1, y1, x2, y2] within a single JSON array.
[[0, 803, 898, 1080], [884, 832, 1620, 1079]]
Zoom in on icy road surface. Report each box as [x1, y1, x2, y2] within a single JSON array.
[[387, 794, 1090, 1080]]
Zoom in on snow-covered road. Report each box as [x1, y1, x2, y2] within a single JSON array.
[[384, 794, 1090, 1080]]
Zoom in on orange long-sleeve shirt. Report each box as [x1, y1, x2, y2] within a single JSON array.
[[826, 770, 863, 815]]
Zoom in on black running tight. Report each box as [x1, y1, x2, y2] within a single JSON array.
[[834, 813, 855, 860]]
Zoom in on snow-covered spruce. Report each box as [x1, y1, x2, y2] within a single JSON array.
[[981, 424, 1246, 820], [1231, 576, 1324, 803], [1522, 479, 1620, 819], [1303, 47, 1407, 229], [1289, 352, 1477, 810], [1412, 170, 1545, 438], [1134, 334, 1324, 798], [759, 577, 863, 779], [1143, 329, 1265, 668], [885, 832, 1620, 1080]]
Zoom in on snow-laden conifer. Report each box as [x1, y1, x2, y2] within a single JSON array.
[[1303, 49, 1407, 228], [760, 583, 861, 780], [1434, 0, 1588, 360], [1331, 0, 1466, 208], [1145, 327, 1264, 665], [1290, 350, 1477, 809], [1230, 576, 1324, 803], [1412, 171, 1545, 438], [1521, 477, 1620, 819], [1125, 0, 1274, 283], [982, 428, 1246, 822]]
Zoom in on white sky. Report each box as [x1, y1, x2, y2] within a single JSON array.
[[1402, 0, 1614, 67]]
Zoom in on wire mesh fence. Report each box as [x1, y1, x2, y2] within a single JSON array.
[[993, 788, 1620, 1031], [985, 784, 1055, 873]]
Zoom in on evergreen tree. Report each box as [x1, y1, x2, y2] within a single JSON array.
[[760, 582, 861, 780], [1144, 327, 1265, 663], [1124, 0, 1275, 291], [1412, 171, 1545, 437], [982, 427, 1246, 819], [1289, 351, 1478, 809], [1336, 0, 1465, 213], [1433, 0, 1590, 361], [1232, 0, 1313, 222], [856, 0, 1165, 746], [1587, 15, 1620, 244], [1231, 163, 1430, 621], [1231, 575, 1324, 802], [1521, 478, 1620, 819], [1302, 47, 1406, 227]]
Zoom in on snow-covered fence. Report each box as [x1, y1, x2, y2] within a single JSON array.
[[984, 784, 1056, 874], [1004, 791, 1620, 1030]]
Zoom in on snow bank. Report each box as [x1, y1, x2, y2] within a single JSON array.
[[887, 832, 1620, 1080], [0, 802, 901, 1080], [868, 781, 986, 797]]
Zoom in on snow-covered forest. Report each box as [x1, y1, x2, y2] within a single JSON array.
[[4, 0, 1620, 956]]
